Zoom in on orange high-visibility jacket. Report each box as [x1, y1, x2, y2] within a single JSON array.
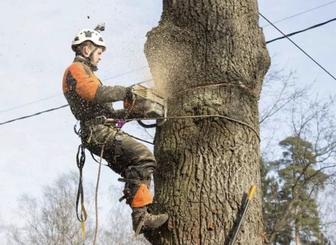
[[62, 56, 127, 121]]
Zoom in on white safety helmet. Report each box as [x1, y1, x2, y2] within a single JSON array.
[[71, 29, 106, 52]]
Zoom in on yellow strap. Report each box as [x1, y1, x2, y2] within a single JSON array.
[[81, 221, 86, 241], [248, 185, 257, 200]]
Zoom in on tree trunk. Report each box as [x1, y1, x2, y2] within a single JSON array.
[[295, 222, 301, 245], [144, 1, 270, 244]]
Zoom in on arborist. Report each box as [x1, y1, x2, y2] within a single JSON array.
[[62, 27, 168, 233]]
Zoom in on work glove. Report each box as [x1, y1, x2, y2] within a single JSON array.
[[125, 86, 135, 101], [124, 86, 135, 111], [123, 86, 148, 119]]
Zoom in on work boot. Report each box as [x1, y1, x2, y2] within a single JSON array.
[[132, 207, 168, 234]]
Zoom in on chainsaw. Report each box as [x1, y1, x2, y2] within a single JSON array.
[[123, 84, 166, 127]]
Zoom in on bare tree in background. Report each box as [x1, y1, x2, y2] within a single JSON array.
[[262, 96, 336, 244], [4, 172, 153, 245], [259, 67, 310, 163], [5, 172, 94, 245], [144, 0, 270, 244], [259, 68, 308, 125]]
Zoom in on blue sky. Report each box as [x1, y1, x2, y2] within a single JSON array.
[[0, 0, 335, 241]]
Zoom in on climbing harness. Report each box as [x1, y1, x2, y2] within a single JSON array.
[[75, 114, 127, 244], [82, 113, 259, 141]]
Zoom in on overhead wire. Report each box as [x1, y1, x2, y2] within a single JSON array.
[[0, 0, 336, 119], [0, 66, 149, 114], [2, 2, 333, 117], [262, 0, 336, 27], [1, 15, 336, 126], [0, 78, 153, 126], [3, 2, 332, 113], [101, 65, 148, 81], [0, 94, 60, 113], [3, 8, 334, 242], [259, 12, 336, 81], [0, 104, 69, 126], [3, 13, 336, 117], [266, 16, 336, 44]]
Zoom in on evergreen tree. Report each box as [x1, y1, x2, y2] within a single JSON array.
[[262, 159, 291, 244], [263, 136, 328, 244]]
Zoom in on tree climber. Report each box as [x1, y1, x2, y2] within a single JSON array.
[[62, 28, 168, 233]]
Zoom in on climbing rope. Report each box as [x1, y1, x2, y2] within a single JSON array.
[[124, 113, 259, 142], [92, 143, 105, 245], [74, 126, 116, 244], [75, 144, 88, 242], [92, 128, 121, 245]]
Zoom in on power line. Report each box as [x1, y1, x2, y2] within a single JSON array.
[[266, 16, 336, 44], [2, 16, 336, 126], [3, 14, 335, 118], [0, 79, 153, 126], [260, 12, 336, 82], [101, 65, 148, 81], [0, 94, 60, 113], [0, 104, 69, 126], [262, 0, 336, 28], [0, 66, 149, 114], [4, 12, 332, 117]]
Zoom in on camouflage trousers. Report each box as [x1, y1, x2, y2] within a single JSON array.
[[80, 124, 157, 178]]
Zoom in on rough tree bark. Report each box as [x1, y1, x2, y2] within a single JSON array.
[[144, 1, 270, 244]]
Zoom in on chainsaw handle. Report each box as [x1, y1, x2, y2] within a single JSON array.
[[137, 120, 157, 128]]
